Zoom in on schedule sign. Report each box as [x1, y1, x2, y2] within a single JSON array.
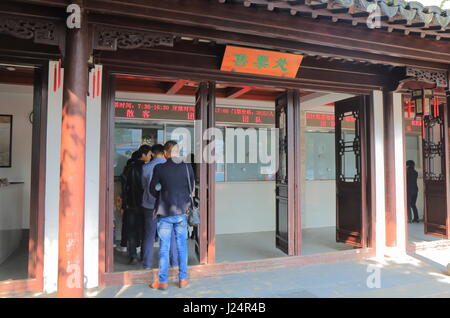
[[305, 112, 356, 130], [115, 101, 275, 125], [115, 101, 195, 121], [405, 119, 422, 135]]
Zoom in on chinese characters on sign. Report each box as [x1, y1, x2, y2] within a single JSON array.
[[305, 112, 355, 129], [114, 101, 275, 125], [305, 111, 422, 134], [405, 119, 422, 135], [220, 46, 303, 78]]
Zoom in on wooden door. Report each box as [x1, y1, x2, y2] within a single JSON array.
[[193, 81, 216, 263], [275, 91, 295, 255], [335, 96, 368, 247], [422, 103, 449, 238]]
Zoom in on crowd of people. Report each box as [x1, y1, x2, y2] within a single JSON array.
[[119, 140, 195, 290]]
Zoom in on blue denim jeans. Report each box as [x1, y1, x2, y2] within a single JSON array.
[[142, 208, 178, 269], [157, 214, 188, 283]]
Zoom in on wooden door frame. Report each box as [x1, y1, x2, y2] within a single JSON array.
[[98, 70, 218, 283], [0, 61, 47, 295], [98, 66, 377, 286], [405, 98, 450, 252]]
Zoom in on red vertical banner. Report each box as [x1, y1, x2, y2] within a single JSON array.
[[435, 97, 439, 117], [422, 117, 425, 139], [407, 99, 411, 119], [93, 72, 96, 100], [58, 59, 62, 89], [97, 68, 101, 97], [53, 64, 57, 92]]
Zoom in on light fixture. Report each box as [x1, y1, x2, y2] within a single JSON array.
[[411, 88, 434, 117], [5, 66, 15, 71]]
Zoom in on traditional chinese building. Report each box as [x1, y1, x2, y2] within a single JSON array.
[[0, 0, 449, 297]]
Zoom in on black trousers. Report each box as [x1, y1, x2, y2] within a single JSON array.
[[407, 193, 419, 222], [126, 209, 144, 259]]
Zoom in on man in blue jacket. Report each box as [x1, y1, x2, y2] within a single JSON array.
[[149, 140, 194, 290], [141, 144, 178, 270]]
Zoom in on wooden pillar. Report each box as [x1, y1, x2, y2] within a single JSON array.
[[383, 91, 407, 252], [292, 90, 302, 256], [57, 1, 89, 298], [206, 82, 216, 264], [384, 92, 397, 247]]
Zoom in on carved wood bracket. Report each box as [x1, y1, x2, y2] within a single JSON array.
[[93, 25, 174, 51], [0, 13, 63, 47], [406, 67, 448, 88]]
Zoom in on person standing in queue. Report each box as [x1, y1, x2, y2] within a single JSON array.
[[119, 150, 141, 252], [406, 160, 420, 224], [141, 144, 179, 270], [149, 140, 194, 290], [122, 144, 152, 265]]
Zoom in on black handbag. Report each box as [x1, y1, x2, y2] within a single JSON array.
[[185, 164, 200, 226]]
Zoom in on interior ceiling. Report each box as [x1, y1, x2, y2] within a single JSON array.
[[115, 75, 314, 101], [0, 65, 34, 86]]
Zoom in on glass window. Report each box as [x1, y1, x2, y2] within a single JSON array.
[[406, 135, 421, 169], [113, 125, 164, 176], [305, 132, 335, 180], [225, 127, 276, 182]]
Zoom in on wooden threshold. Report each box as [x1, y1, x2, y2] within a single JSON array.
[[101, 248, 374, 287], [0, 278, 41, 297], [407, 240, 450, 253]]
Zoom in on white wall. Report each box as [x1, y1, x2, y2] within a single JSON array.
[[302, 180, 335, 229], [0, 84, 33, 229], [84, 65, 102, 289], [0, 184, 24, 264], [43, 61, 62, 293], [215, 181, 275, 235]]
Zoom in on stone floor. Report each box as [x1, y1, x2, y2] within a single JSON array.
[[113, 227, 357, 272], [0, 234, 28, 281], [408, 222, 446, 243], [87, 247, 450, 298]]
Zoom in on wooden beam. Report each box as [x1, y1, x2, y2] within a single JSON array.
[[225, 86, 252, 98], [89, 14, 448, 70], [85, 0, 450, 65], [166, 79, 187, 94]]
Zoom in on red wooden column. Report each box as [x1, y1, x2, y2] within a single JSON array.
[[57, 1, 89, 298]]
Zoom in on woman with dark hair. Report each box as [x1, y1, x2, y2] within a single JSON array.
[[406, 160, 419, 223]]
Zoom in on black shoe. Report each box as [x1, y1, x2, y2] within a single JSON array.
[[129, 257, 139, 265], [413, 219, 420, 223], [408, 220, 412, 224]]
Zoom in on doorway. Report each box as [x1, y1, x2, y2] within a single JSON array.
[[404, 95, 450, 245], [0, 61, 46, 293], [110, 75, 201, 272], [301, 94, 372, 255], [212, 82, 289, 263]]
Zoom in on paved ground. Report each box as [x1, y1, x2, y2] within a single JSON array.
[[24, 248, 450, 298]]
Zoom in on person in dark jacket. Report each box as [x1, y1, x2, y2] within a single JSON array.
[[119, 150, 141, 250], [149, 140, 194, 290], [122, 145, 152, 264], [406, 160, 419, 223]]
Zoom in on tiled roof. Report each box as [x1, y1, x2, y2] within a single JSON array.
[[220, 0, 450, 40]]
